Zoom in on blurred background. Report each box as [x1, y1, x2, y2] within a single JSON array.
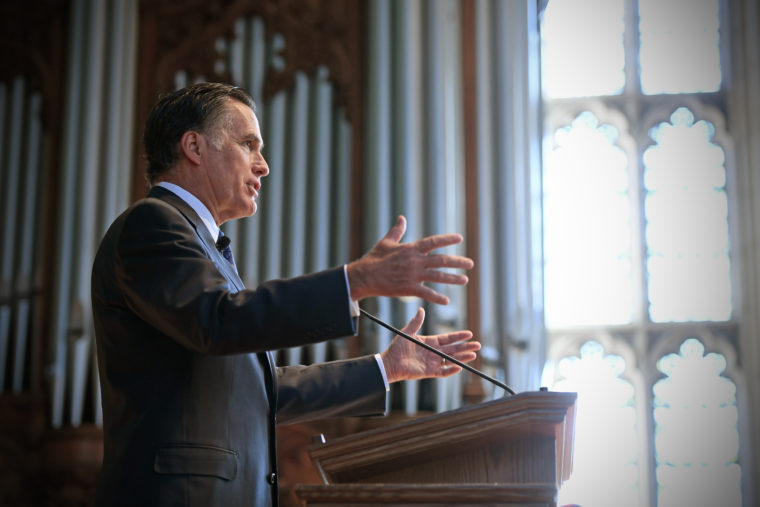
[[0, 0, 758, 505]]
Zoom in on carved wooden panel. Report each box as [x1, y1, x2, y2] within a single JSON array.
[[297, 393, 577, 507], [0, 394, 46, 507], [277, 413, 422, 506], [306, 392, 577, 487], [0, 0, 67, 126], [0, 395, 103, 507], [139, 0, 359, 105], [36, 426, 103, 507], [134, 0, 364, 199]]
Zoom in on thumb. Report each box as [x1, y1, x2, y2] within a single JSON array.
[[382, 215, 407, 243], [401, 307, 425, 336]]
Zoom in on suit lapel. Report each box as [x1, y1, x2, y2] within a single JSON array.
[[148, 186, 277, 407], [215, 252, 246, 292], [148, 186, 245, 292]]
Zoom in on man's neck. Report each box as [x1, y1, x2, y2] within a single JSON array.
[[156, 165, 221, 225], [155, 181, 220, 241]]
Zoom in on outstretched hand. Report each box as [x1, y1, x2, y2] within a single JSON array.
[[346, 215, 474, 305], [379, 308, 481, 384]]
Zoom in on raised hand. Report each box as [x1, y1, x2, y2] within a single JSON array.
[[379, 308, 481, 384], [346, 215, 474, 305]]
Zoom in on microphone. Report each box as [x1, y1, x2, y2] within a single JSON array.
[[216, 235, 231, 251], [359, 308, 516, 395]]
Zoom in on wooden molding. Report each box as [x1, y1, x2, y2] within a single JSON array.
[[139, 0, 359, 110], [296, 483, 558, 506], [0, 394, 47, 506], [460, 0, 485, 405], [297, 393, 576, 506], [0, 395, 104, 507], [307, 392, 577, 487], [277, 413, 418, 506], [0, 0, 68, 126], [36, 426, 103, 507]]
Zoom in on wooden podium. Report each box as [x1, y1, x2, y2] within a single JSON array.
[[295, 390, 577, 506]]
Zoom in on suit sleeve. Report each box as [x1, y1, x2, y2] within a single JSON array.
[[107, 198, 356, 355], [275, 355, 388, 425]]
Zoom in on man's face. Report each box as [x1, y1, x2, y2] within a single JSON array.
[[203, 100, 269, 224]]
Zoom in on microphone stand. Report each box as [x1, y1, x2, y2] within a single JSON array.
[[360, 308, 516, 396]]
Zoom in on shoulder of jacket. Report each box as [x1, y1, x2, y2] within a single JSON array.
[[122, 196, 190, 227]]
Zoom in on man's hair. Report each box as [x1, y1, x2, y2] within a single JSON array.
[[143, 82, 255, 185]]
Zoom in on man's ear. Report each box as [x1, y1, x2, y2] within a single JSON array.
[[179, 130, 203, 165]]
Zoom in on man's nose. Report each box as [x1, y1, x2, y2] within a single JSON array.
[[254, 155, 269, 177]]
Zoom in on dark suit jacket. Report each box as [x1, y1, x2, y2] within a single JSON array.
[[91, 186, 387, 507]]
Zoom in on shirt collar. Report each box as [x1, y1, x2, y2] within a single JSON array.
[[155, 181, 220, 241]]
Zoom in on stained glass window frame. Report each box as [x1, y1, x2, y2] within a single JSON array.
[[539, 0, 749, 506]]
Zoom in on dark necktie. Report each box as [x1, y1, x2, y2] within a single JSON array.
[[215, 231, 237, 270]]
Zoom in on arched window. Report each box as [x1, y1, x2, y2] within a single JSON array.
[[540, 0, 748, 505], [552, 340, 641, 506], [654, 338, 741, 507]]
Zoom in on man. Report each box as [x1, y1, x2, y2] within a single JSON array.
[[91, 82, 479, 506]]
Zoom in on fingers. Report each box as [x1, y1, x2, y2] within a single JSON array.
[[357, 217, 473, 305], [424, 254, 474, 270], [415, 233, 467, 256], [413, 271, 472, 305], [380, 217, 463, 255], [422, 269, 469, 286], [414, 286, 450, 306], [430, 332, 480, 376], [411, 263, 470, 305], [435, 349, 478, 378], [424, 331, 479, 377], [434, 330, 475, 346], [438, 343, 480, 364], [400, 307, 425, 336], [445, 349, 480, 363], [382, 215, 407, 243]]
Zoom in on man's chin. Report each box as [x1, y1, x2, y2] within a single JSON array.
[[241, 197, 258, 217], [226, 204, 257, 222]]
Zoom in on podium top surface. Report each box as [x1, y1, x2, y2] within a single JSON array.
[[307, 390, 577, 486]]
